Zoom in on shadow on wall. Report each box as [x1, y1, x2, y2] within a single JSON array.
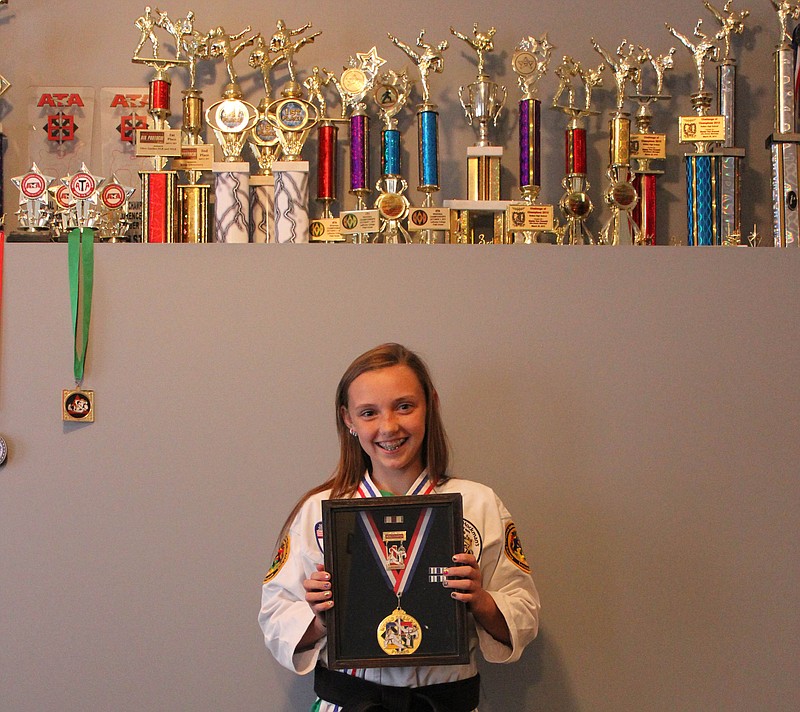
[[478, 626, 580, 712]]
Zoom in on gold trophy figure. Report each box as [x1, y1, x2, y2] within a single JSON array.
[[268, 20, 322, 96], [552, 55, 603, 244], [591, 38, 642, 246], [249, 36, 284, 176], [666, 20, 720, 119]]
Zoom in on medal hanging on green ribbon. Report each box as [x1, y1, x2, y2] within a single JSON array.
[[62, 167, 99, 423]]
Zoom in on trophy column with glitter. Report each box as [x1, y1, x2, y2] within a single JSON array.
[[591, 38, 642, 246], [667, 19, 724, 245], [767, 0, 800, 246], [510, 34, 555, 243], [552, 55, 603, 244], [170, 11, 213, 243], [629, 47, 674, 245], [324, 48, 387, 243], [266, 20, 321, 243], [443, 24, 509, 243], [132, 6, 188, 243], [205, 25, 259, 243], [706, 0, 749, 245], [372, 69, 414, 243], [389, 30, 449, 244]]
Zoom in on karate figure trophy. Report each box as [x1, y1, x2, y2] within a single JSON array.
[[591, 38, 642, 246], [372, 68, 414, 243], [168, 10, 213, 243], [706, 0, 749, 245], [444, 24, 508, 243], [511, 34, 555, 243], [266, 20, 321, 243], [389, 30, 449, 244], [132, 6, 189, 243], [767, 0, 800, 246], [324, 48, 387, 244], [248, 35, 284, 243], [629, 47, 674, 245], [552, 55, 604, 244], [666, 19, 723, 245], [205, 25, 259, 243]]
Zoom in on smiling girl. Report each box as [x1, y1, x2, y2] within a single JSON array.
[[259, 343, 540, 711]]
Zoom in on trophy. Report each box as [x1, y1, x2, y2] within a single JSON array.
[[247, 35, 284, 243], [302, 66, 341, 241], [629, 46, 674, 245], [96, 174, 136, 242], [0, 0, 9, 226], [266, 20, 321, 243], [204, 25, 259, 243], [666, 19, 724, 245], [132, 6, 188, 243], [552, 55, 604, 244], [163, 10, 213, 244], [767, 0, 800, 246], [389, 30, 449, 244], [591, 38, 642, 246], [322, 47, 387, 243], [372, 68, 414, 243], [510, 34, 556, 243], [705, 0, 749, 245], [443, 23, 510, 244], [9, 164, 55, 241]]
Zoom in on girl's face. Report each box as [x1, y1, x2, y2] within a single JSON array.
[[342, 364, 427, 493]]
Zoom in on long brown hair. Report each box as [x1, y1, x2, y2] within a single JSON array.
[[275, 343, 451, 544]]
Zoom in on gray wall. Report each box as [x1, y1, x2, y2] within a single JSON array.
[[0, 0, 783, 242], [1, 244, 799, 711]]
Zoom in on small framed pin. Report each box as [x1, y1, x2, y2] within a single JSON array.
[[63, 389, 95, 422]]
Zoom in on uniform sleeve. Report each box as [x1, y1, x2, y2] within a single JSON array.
[[476, 492, 540, 664], [258, 499, 326, 675]]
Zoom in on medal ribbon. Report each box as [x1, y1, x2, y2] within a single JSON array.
[[68, 227, 94, 385], [359, 506, 435, 597], [357, 472, 436, 499]]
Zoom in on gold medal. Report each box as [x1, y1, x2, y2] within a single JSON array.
[[377, 606, 422, 655]]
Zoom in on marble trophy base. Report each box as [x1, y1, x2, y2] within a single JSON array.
[[273, 161, 310, 244], [250, 175, 275, 244], [467, 146, 502, 202], [213, 162, 250, 243], [443, 199, 511, 244]]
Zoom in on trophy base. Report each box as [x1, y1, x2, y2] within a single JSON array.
[[6, 230, 53, 243], [140, 170, 179, 244], [443, 200, 510, 244]]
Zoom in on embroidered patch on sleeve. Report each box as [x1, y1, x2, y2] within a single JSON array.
[[504, 522, 531, 573], [263, 535, 290, 584], [463, 519, 483, 562]]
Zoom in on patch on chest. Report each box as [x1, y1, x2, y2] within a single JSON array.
[[463, 518, 483, 561], [263, 535, 290, 584]]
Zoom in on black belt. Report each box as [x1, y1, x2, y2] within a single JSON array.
[[314, 664, 480, 712]]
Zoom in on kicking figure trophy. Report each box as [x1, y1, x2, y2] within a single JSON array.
[[389, 30, 449, 244], [591, 38, 642, 246], [266, 19, 321, 243], [132, 5, 189, 243], [629, 46, 674, 245], [666, 19, 723, 245], [552, 55, 604, 244]]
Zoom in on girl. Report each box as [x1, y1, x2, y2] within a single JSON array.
[[259, 343, 540, 711]]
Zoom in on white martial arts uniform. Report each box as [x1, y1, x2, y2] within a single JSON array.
[[259, 471, 540, 712]]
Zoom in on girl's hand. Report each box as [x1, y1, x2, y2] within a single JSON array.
[[303, 563, 334, 618]]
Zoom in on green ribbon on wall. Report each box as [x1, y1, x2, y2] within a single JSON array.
[[68, 227, 94, 385]]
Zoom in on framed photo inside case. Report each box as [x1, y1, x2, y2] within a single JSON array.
[[322, 493, 469, 669]]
